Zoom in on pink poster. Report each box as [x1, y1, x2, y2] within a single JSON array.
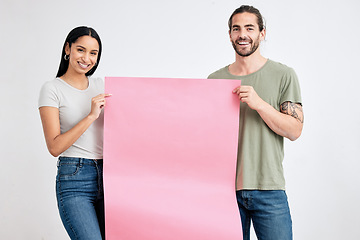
[[104, 77, 242, 240]]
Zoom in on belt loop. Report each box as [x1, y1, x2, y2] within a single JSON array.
[[57, 159, 60, 167], [79, 158, 84, 167]]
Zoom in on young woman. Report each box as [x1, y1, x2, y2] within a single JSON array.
[[38, 26, 111, 240]]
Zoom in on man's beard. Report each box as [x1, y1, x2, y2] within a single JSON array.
[[232, 36, 260, 57]]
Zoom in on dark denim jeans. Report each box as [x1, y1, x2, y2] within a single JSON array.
[[56, 157, 105, 240], [236, 190, 293, 240]]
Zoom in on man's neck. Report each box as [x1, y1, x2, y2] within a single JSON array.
[[229, 53, 267, 76]]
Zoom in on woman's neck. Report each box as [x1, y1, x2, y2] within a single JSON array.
[[61, 71, 89, 90]]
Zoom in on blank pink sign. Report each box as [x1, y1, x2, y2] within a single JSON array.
[[104, 77, 242, 240]]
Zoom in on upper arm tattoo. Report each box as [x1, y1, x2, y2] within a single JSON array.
[[280, 102, 304, 123]]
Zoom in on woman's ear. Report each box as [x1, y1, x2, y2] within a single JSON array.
[[64, 42, 70, 55]]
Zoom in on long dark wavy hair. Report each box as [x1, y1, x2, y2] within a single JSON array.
[[56, 26, 102, 78]]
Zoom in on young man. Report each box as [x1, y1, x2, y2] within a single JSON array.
[[208, 5, 303, 240]]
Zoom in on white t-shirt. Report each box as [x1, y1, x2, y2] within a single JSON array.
[[38, 77, 104, 159]]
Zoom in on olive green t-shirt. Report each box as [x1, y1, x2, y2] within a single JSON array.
[[208, 59, 302, 190]]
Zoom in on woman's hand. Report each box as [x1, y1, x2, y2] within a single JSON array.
[[88, 94, 112, 120]]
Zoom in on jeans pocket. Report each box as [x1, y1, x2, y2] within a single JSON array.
[[57, 162, 80, 178]]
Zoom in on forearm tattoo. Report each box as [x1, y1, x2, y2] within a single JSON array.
[[280, 102, 304, 123]]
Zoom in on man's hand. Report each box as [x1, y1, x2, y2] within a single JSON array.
[[233, 86, 265, 110]]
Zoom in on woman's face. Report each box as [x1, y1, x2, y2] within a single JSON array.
[[65, 35, 99, 75]]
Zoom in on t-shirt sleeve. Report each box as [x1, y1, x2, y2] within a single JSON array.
[[279, 67, 302, 105], [38, 81, 59, 108], [94, 77, 105, 92], [207, 66, 231, 80]]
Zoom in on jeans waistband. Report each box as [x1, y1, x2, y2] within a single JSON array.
[[57, 157, 103, 167]]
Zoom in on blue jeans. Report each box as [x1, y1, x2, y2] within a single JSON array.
[[236, 190, 292, 240], [56, 157, 105, 240]]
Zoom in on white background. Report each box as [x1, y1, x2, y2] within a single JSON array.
[[1, 0, 359, 239]]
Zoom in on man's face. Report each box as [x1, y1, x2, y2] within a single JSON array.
[[229, 12, 265, 57]]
